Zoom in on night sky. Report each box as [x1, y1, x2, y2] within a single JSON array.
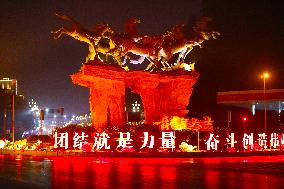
[[0, 0, 284, 116]]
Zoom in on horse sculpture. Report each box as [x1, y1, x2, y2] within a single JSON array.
[[156, 17, 220, 71], [109, 19, 167, 71], [51, 13, 114, 63], [109, 17, 220, 72], [52, 13, 220, 72]]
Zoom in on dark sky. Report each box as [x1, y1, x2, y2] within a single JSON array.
[[0, 0, 284, 116], [190, 0, 284, 115]]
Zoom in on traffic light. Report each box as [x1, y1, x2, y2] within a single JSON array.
[[40, 110, 44, 120], [242, 116, 248, 122], [60, 107, 64, 116]]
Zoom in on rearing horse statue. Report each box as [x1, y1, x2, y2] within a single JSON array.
[[51, 13, 114, 63], [52, 13, 220, 72]]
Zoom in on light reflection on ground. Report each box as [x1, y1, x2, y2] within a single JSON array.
[[0, 155, 284, 189]]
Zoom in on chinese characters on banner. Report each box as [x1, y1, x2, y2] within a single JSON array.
[[206, 133, 284, 151], [54, 131, 176, 150], [205, 134, 219, 151], [54, 131, 284, 151], [93, 132, 110, 150], [54, 132, 68, 149]]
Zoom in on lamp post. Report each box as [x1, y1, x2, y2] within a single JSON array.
[[12, 94, 15, 143], [261, 72, 269, 133]]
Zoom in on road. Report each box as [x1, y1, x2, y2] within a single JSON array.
[[0, 155, 284, 189]]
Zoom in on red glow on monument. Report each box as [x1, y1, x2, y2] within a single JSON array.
[[51, 13, 219, 129]]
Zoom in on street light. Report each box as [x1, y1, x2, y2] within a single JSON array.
[[261, 72, 269, 133], [242, 116, 248, 133]]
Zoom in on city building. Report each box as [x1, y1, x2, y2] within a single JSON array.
[[125, 88, 144, 123], [217, 89, 284, 133], [0, 78, 18, 95], [0, 78, 28, 139]]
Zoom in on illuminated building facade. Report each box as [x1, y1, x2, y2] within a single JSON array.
[[125, 88, 144, 123], [0, 78, 18, 95], [0, 78, 28, 139]]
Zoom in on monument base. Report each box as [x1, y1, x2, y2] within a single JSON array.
[[71, 64, 199, 129]]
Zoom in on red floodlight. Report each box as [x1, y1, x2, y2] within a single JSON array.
[[242, 116, 248, 122]]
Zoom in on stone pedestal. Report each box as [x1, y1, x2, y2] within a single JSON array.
[[71, 64, 199, 128], [71, 65, 126, 129], [126, 71, 199, 124]]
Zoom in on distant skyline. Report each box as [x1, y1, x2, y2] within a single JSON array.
[[1, 0, 284, 117]]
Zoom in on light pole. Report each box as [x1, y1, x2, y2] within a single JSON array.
[[261, 72, 269, 133], [12, 94, 15, 143]]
